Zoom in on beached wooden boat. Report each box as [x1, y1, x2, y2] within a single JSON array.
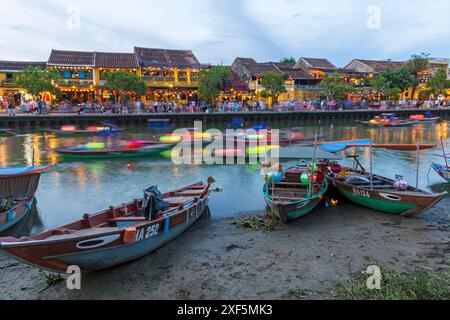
[[263, 167, 327, 223], [56, 144, 172, 159], [326, 168, 446, 217], [431, 163, 450, 183], [0, 178, 215, 272], [0, 166, 49, 232]]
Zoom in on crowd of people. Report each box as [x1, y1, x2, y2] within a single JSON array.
[[1, 97, 449, 116]]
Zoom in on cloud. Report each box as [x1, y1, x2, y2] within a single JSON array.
[[0, 0, 449, 66]]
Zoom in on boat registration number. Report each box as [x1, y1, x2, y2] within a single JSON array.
[[136, 223, 160, 241], [352, 188, 370, 198]]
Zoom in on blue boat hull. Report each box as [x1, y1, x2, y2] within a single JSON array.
[[55, 209, 205, 271]]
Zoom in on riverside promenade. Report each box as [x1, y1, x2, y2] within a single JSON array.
[[0, 108, 449, 128]]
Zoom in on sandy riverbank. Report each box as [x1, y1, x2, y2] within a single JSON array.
[[0, 199, 449, 300]]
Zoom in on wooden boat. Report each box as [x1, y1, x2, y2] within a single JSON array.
[[431, 140, 450, 183], [223, 129, 307, 147], [409, 114, 441, 123], [0, 166, 49, 233], [56, 144, 172, 159], [43, 125, 122, 136], [262, 146, 340, 223], [431, 163, 450, 183], [0, 178, 215, 272], [357, 114, 419, 127], [263, 167, 327, 223], [326, 168, 446, 217], [0, 129, 17, 136], [319, 140, 435, 152]]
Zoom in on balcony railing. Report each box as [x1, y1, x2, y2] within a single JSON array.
[[58, 79, 95, 88], [0, 80, 18, 87]]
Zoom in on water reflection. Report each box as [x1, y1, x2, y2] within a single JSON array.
[[0, 122, 447, 234], [0, 202, 43, 238]]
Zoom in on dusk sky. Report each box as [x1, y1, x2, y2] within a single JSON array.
[[1, 0, 450, 67]]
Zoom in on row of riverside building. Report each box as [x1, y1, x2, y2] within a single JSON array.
[[1, 46, 449, 106]]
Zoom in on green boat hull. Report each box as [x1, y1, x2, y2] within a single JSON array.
[[338, 188, 416, 215], [263, 179, 327, 222], [59, 149, 166, 160]]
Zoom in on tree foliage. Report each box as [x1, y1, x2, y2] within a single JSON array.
[[372, 68, 413, 100], [198, 66, 231, 102], [14, 66, 60, 99], [198, 66, 249, 103], [102, 71, 147, 103], [260, 71, 287, 103], [322, 73, 355, 101], [280, 57, 296, 64], [404, 53, 430, 97], [423, 69, 450, 98]]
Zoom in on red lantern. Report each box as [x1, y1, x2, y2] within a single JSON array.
[[331, 164, 342, 174]]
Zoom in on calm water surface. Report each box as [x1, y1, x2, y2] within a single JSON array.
[[1, 121, 449, 236]]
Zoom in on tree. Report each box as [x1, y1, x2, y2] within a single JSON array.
[[372, 68, 413, 101], [102, 71, 147, 103], [321, 73, 355, 101], [14, 66, 60, 99], [404, 53, 430, 98], [260, 71, 287, 106], [424, 69, 450, 99], [198, 66, 231, 103], [198, 66, 249, 103], [280, 57, 296, 64]]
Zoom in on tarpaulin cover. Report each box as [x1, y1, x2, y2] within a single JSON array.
[[0, 166, 49, 199]]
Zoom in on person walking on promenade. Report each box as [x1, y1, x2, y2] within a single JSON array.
[[7, 101, 15, 116], [37, 100, 43, 115]]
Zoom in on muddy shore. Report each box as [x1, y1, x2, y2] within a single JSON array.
[[0, 199, 449, 300]]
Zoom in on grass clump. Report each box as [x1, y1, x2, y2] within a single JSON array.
[[39, 270, 64, 286], [335, 263, 450, 300], [232, 215, 275, 231]]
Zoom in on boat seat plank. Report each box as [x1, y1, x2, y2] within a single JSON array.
[[175, 190, 205, 197], [275, 182, 307, 187], [369, 185, 397, 190], [271, 187, 309, 192], [164, 196, 195, 207], [271, 196, 304, 201], [48, 227, 120, 240], [109, 217, 146, 223]]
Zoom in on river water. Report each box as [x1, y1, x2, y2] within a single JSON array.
[[1, 121, 449, 237]]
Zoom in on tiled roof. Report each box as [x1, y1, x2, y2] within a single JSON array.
[[48, 50, 95, 67], [354, 59, 405, 73], [302, 57, 337, 71], [285, 69, 315, 80], [95, 52, 139, 69], [235, 57, 257, 65], [0, 61, 47, 72], [273, 63, 314, 80], [134, 47, 201, 68], [244, 63, 282, 76]]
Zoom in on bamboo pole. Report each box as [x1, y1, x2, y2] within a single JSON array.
[[416, 143, 420, 189], [271, 165, 275, 223], [308, 131, 318, 198], [369, 140, 373, 190], [440, 137, 449, 168]]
